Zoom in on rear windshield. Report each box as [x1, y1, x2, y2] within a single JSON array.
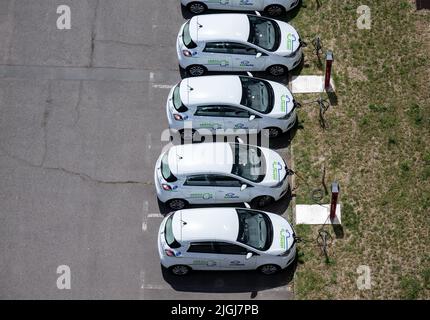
[[182, 21, 197, 49], [161, 152, 177, 182], [165, 214, 181, 248], [172, 85, 188, 112]]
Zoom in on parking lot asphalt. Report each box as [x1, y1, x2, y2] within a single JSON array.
[[0, 0, 295, 299]]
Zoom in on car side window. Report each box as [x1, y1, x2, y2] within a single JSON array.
[[215, 242, 248, 255], [220, 106, 250, 118], [194, 106, 223, 117], [184, 175, 210, 186], [187, 242, 217, 254], [225, 42, 258, 55], [203, 42, 228, 54], [208, 175, 242, 187]]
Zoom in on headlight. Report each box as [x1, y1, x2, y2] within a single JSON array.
[[280, 111, 293, 120]]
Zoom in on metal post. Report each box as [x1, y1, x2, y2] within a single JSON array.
[[324, 50, 334, 91], [330, 182, 339, 220]]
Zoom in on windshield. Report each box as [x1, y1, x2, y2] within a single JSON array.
[[182, 21, 197, 49], [172, 85, 188, 112], [164, 214, 180, 248], [240, 77, 274, 114], [161, 152, 177, 182], [236, 209, 273, 251], [230, 143, 266, 183], [247, 15, 280, 52]]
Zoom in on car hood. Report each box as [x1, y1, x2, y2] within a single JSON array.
[[266, 212, 295, 255], [274, 21, 301, 56], [260, 147, 287, 186], [268, 80, 295, 118]]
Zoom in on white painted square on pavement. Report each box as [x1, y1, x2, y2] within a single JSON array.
[[296, 204, 341, 225], [290, 75, 335, 93]]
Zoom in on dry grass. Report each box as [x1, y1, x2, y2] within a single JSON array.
[[288, 0, 430, 299]]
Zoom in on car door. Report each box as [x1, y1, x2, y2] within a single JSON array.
[[220, 106, 261, 132], [208, 174, 253, 203], [215, 242, 257, 270], [226, 42, 268, 71], [231, 0, 264, 10], [185, 242, 223, 270], [193, 105, 225, 132], [200, 42, 232, 72], [182, 174, 216, 204]]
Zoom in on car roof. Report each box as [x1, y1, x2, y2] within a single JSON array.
[[180, 76, 242, 107], [189, 14, 250, 43], [172, 208, 239, 243], [168, 143, 234, 176]]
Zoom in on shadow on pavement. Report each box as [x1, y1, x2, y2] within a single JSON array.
[[161, 257, 297, 295]]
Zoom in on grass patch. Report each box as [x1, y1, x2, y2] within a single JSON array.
[[291, 1, 430, 299]]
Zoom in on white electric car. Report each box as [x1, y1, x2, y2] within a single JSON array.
[[158, 207, 296, 275], [167, 75, 297, 139], [177, 14, 303, 76], [154, 142, 290, 210], [181, 0, 300, 16]]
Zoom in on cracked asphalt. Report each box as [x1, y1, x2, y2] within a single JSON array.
[[0, 0, 294, 299]]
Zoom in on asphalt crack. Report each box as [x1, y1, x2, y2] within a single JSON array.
[[0, 146, 152, 186], [73, 80, 83, 127]]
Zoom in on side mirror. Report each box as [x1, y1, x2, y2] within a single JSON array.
[[244, 202, 251, 209], [254, 11, 261, 17], [240, 184, 248, 191], [249, 115, 256, 121], [246, 71, 254, 77], [246, 252, 253, 260], [256, 52, 262, 59], [236, 137, 244, 144]]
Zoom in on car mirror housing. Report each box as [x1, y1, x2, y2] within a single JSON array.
[[246, 252, 253, 260], [241, 184, 248, 191], [249, 115, 256, 121], [256, 52, 262, 59]]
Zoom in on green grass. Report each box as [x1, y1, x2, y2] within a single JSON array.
[[291, 1, 430, 299]]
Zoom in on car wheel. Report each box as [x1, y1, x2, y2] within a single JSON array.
[[186, 65, 207, 77], [170, 265, 191, 276], [267, 65, 287, 76], [179, 129, 199, 142], [167, 199, 187, 210], [259, 264, 280, 275], [251, 195, 274, 208], [264, 5, 286, 17], [187, 2, 208, 14], [263, 127, 282, 139]]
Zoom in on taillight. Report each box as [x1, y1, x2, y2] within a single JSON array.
[[162, 184, 172, 191], [173, 114, 183, 121], [165, 249, 175, 257], [182, 50, 192, 57]]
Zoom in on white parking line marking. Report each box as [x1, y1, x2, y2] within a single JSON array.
[[142, 200, 149, 232], [152, 84, 174, 89], [148, 213, 164, 218], [142, 284, 170, 290]]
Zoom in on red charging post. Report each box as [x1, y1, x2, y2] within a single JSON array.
[[330, 182, 339, 220], [324, 50, 334, 91]]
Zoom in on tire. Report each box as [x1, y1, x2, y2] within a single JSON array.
[[251, 195, 274, 208], [267, 64, 288, 76], [259, 264, 281, 275], [263, 127, 282, 139], [166, 199, 187, 210], [264, 5, 286, 17], [170, 265, 191, 276], [186, 65, 207, 77], [187, 2, 208, 14]]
